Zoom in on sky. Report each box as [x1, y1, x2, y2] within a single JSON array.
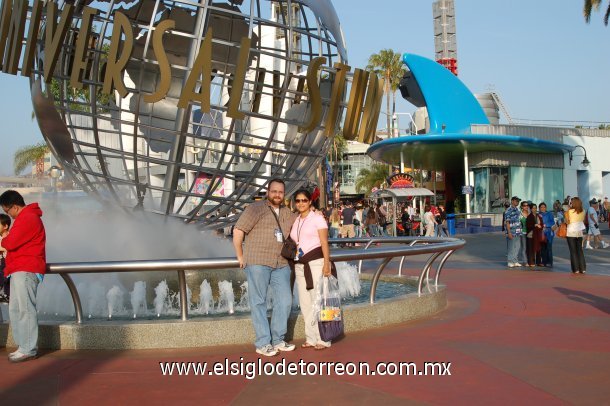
[[0, 0, 608, 176]]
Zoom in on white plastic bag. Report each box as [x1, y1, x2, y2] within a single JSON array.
[[314, 275, 342, 322]]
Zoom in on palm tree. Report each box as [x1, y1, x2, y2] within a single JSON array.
[[13, 143, 50, 176], [584, 0, 610, 25], [367, 50, 407, 137], [355, 164, 389, 195]]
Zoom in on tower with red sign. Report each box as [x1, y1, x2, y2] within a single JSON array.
[[433, 0, 458, 76]]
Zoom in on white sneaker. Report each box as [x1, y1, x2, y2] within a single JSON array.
[[514, 262, 522, 267], [507, 263, 515, 268], [602, 242, 609, 249], [273, 341, 296, 352], [585, 244, 593, 250], [8, 351, 37, 363], [256, 344, 278, 357]]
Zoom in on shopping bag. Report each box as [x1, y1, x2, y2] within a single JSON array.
[[314, 275, 344, 342]]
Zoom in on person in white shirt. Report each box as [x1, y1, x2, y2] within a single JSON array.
[[586, 199, 609, 249]]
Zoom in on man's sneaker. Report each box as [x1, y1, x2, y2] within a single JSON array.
[[602, 242, 609, 249], [585, 244, 594, 250], [507, 263, 515, 268], [273, 341, 295, 352], [8, 351, 37, 363], [256, 344, 278, 357], [513, 262, 522, 267]]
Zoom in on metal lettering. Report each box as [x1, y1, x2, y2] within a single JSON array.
[[226, 36, 251, 120], [22, 0, 43, 77], [358, 74, 384, 144], [143, 19, 175, 104], [0, 0, 13, 71], [44, 1, 74, 83], [102, 11, 134, 97], [343, 68, 369, 140], [3, 0, 28, 74], [70, 6, 98, 88], [298, 56, 326, 133], [177, 27, 212, 110], [324, 62, 350, 136]]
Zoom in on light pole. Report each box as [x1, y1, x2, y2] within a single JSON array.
[[49, 165, 62, 193], [568, 145, 590, 167]]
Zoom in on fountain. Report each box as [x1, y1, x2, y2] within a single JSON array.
[[153, 280, 169, 317], [130, 282, 147, 318]]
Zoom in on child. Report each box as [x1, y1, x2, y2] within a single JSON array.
[[0, 213, 11, 303]]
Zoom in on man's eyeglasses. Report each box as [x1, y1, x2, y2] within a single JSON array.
[[2, 205, 13, 214], [295, 199, 309, 203]]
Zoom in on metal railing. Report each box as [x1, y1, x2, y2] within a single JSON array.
[[46, 236, 465, 324], [451, 212, 504, 228]]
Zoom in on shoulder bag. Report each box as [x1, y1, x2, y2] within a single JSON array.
[[270, 207, 297, 260]]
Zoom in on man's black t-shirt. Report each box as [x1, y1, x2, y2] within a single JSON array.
[[342, 207, 356, 225]]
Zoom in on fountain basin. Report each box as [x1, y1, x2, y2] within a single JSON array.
[[0, 274, 446, 350]]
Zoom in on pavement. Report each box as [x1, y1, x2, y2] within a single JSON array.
[[1, 231, 610, 405]]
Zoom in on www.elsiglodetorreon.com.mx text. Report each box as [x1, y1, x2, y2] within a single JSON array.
[[159, 358, 452, 380]]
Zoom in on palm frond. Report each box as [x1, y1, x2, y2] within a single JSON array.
[[13, 143, 49, 175]]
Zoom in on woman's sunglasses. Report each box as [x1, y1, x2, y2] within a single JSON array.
[[295, 198, 309, 203]]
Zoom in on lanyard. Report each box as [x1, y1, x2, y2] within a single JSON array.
[[296, 213, 308, 244]]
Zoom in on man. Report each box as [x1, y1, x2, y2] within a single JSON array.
[[505, 196, 523, 267], [0, 190, 46, 363], [586, 199, 608, 249], [340, 201, 356, 239], [233, 179, 296, 356]]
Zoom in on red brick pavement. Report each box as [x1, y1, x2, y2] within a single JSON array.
[[1, 267, 609, 405]]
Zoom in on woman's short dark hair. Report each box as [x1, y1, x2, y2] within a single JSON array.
[[294, 188, 312, 201], [539, 202, 547, 208]]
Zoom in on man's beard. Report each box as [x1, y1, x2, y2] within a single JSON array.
[[268, 196, 282, 206]]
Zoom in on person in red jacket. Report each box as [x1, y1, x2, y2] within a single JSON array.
[[0, 190, 46, 363]]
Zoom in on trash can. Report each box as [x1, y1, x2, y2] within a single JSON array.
[[447, 213, 456, 236]]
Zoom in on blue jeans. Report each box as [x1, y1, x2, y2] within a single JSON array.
[[244, 265, 292, 349], [519, 235, 528, 264], [8, 272, 40, 356], [507, 235, 522, 264]]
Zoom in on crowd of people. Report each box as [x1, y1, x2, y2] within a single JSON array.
[[504, 195, 609, 273], [324, 200, 449, 240]]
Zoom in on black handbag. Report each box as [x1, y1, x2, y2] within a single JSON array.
[[269, 207, 297, 260], [280, 236, 298, 260]]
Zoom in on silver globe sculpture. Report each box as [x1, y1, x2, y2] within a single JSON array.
[[30, 0, 348, 229]]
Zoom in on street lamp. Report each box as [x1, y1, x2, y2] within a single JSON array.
[[49, 165, 62, 192], [392, 112, 418, 136], [568, 145, 590, 167]]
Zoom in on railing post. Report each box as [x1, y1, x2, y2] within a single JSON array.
[[357, 239, 377, 274], [60, 274, 83, 324], [370, 257, 392, 304], [177, 270, 188, 321]]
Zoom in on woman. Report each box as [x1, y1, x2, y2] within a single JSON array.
[[519, 201, 530, 266], [328, 209, 340, 240], [366, 207, 379, 237], [289, 189, 333, 349], [539, 202, 556, 267], [565, 197, 587, 274], [423, 205, 436, 237], [525, 203, 544, 267], [354, 204, 364, 238]]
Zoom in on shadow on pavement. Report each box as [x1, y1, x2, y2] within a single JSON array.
[[553, 287, 610, 315]]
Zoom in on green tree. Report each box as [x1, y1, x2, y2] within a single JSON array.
[[584, 0, 610, 25], [355, 163, 389, 195], [366, 49, 407, 137], [13, 143, 50, 175]]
